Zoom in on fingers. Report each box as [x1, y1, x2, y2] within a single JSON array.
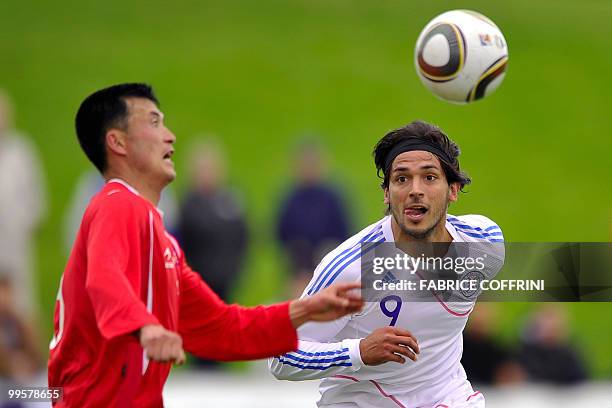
[[388, 327, 414, 338], [333, 281, 362, 294], [146, 339, 178, 363], [387, 328, 420, 354], [175, 349, 187, 365], [334, 283, 363, 301], [386, 352, 406, 364], [329, 295, 351, 308], [141, 326, 185, 364], [386, 344, 418, 362], [388, 335, 419, 355], [344, 303, 364, 314], [323, 283, 364, 310], [292, 283, 365, 325], [361, 326, 420, 366], [330, 295, 364, 315]]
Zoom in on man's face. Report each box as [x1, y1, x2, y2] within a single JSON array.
[[123, 97, 176, 185], [385, 150, 458, 240]]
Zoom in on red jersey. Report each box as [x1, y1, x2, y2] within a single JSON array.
[[48, 179, 297, 407]]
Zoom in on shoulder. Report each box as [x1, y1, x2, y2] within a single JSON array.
[[323, 218, 386, 261], [304, 218, 387, 296], [447, 214, 504, 243], [86, 182, 148, 223]]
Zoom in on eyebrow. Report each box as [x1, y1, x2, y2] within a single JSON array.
[[149, 111, 164, 120], [392, 164, 441, 173]]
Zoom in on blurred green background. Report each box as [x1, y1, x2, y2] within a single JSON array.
[[1, 0, 610, 376]]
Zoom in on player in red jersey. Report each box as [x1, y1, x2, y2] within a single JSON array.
[[48, 83, 363, 407]]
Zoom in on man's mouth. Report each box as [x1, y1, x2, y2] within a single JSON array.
[[404, 205, 428, 222], [163, 150, 174, 163]]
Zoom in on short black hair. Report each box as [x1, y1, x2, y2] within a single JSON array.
[[75, 83, 159, 173], [373, 120, 471, 190]]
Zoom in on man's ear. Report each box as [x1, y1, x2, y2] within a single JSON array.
[[106, 129, 128, 157], [383, 187, 390, 205], [449, 182, 460, 202]]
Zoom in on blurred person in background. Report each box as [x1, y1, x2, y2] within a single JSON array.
[[517, 304, 587, 385], [276, 139, 351, 297], [0, 90, 46, 320], [62, 169, 178, 254], [0, 275, 42, 405], [177, 138, 248, 370], [461, 303, 526, 386]]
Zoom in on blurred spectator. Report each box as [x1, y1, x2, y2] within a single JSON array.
[[177, 139, 248, 369], [462, 304, 526, 385], [0, 275, 42, 385], [276, 140, 351, 297], [0, 90, 46, 319], [63, 169, 178, 254], [517, 305, 587, 385]]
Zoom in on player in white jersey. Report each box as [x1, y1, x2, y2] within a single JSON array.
[[269, 120, 504, 407]]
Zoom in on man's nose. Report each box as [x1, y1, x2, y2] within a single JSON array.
[[165, 128, 176, 144], [409, 178, 425, 198]]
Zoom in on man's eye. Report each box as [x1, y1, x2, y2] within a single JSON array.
[[397, 176, 407, 183], [425, 175, 437, 181]]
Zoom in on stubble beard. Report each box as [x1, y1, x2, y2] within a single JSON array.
[[392, 191, 450, 242], [394, 209, 445, 241]]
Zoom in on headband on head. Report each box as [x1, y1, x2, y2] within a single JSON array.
[[383, 138, 453, 175]]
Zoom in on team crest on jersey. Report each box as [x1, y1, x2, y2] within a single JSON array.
[[459, 270, 485, 298], [164, 247, 178, 269]]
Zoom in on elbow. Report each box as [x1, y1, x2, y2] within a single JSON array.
[[268, 357, 290, 381]]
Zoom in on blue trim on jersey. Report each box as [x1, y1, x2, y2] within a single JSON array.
[[452, 223, 501, 234], [447, 217, 501, 233], [453, 229, 505, 242], [307, 225, 384, 295], [454, 229, 503, 238], [310, 235, 384, 294], [283, 353, 350, 364], [294, 348, 349, 357], [278, 357, 352, 370], [447, 218, 504, 242], [316, 237, 386, 293], [306, 223, 383, 295]]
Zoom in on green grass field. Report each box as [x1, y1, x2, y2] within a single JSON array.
[[1, 0, 611, 377]]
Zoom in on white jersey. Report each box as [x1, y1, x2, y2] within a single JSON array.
[[269, 214, 504, 408]]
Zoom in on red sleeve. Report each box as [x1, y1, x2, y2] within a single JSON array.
[[178, 259, 298, 360], [85, 194, 159, 340]]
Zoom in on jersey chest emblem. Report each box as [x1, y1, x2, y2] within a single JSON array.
[[164, 247, 178, 269]]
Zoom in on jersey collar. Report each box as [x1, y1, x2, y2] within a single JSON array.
[[445, 215, 460, 241], [106, 178, 165, 217], [382, 215, 394, 242], [107, 178, 140, 196]]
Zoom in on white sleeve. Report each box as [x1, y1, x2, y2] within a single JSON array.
[[269, 337, 363, 381], [269, 243, 366, 381], [269, 302, 365, 381]]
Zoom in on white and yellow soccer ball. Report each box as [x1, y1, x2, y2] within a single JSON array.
[[414, 10, 509, 104]]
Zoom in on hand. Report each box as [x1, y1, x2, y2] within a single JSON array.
[[359, 326, 419, 366], [289, 282, 364, 328], [139, 324, 186, 365]]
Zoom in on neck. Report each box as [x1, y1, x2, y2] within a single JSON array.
[[104, 171, 162, 205]]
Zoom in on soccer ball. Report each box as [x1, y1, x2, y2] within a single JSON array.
[[414, 10, 509, 104]]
